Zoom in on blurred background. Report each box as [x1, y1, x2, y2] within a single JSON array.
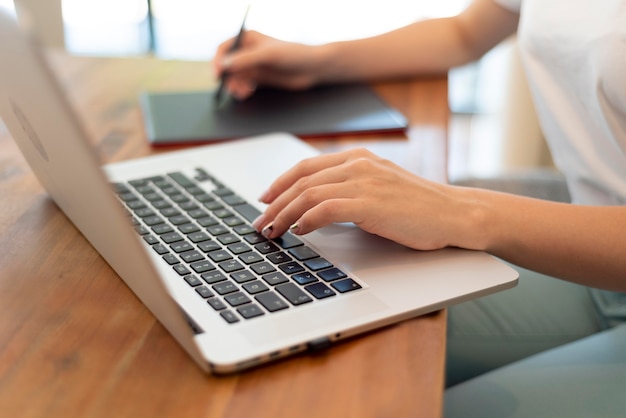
[[1, 0, 552, 181]]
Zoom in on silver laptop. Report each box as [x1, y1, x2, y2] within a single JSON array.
[[0, 10, 518, 373]]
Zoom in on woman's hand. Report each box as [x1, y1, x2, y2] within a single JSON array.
[[252, 148, 481, 252], [214, 31, 325, 100]]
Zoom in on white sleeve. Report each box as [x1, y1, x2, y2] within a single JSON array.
[[492, 0, 522, 12]]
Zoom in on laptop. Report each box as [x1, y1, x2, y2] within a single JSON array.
[[0, 10, 518, 374]]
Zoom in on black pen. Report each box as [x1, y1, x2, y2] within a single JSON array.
[[214, 5, 250, 104]]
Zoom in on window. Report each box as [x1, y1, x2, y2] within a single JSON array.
[[61, 0, 468, 59]]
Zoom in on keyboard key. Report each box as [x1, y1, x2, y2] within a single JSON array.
[[188, 231, 211, 243], [219, 259, 244, 273], [152, 244, 169, 255], [126, 200, 146, 210], [152, 224, 174, 235], [233, 224, 256, 235], [160, 207, 181, 217], [223, 216, 244, 227], [255, 291, 289, 312], [279, 262, 305, 275], [190, 260, 215, 274], [168, 172, 195, 188], [169, 215, 190, 226], [222, 194, 246, 206], [112, 183, 130, 194], [213, 208, 234, 219], [213, 187, 233, 197], [266, 252, 292, 264], [171, 194, 190, 204], [187, 208, 208, 219], [274, 233, 303, 249], [203, 201, 224, 211], [217, 233, 240, 245], [304, 258, 333, 271], [242, 280, 269, 295], [143, 234, 159, 245], [201, 271, 226, 284], [331, 278, 362, 293], [195, 285, 214, 298], [161, 232, 184, 244], [224, 291, 251, 307], [197, 240, 221, 253], [292, 272, 317, 286], [207, 225, 229, 236], [213, 280, 238, 295], [232, 203, 261, 222], [276, 283, 313, 306], [220, 310, 240, 323], [129, 178, 149, 188], [230, 270, 256, 284], [262, 272, 289, 286], [170, 241, 194, 253], [180, 250, 204, 263], [179, 202, 199, 212], [151, 200, 171, 210], [250, 262, 276, 275], [238, 252, 264, 265], [194, 193, 214, 203], [173, 264, 191, 276], [208, 249, 232, 262], [178, 223, 201, 234], [305, 282, 336, 299], [134, 208, 156, 218], [288, 246, 319, 261], [255, 242, 279, 254], [143, 192, 161, 202], [196, 217, 218, 228], [183, 275, 203, 287], [143, 215, 164, 226], [208, 297, 227, 311], [227, 242, 251, 255], [244, 232, 266, 245], [318, 268, 347, 282], [162, 254, 179, 265], [237, 304, 264, 319]]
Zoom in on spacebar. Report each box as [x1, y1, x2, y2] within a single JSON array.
[[233, 203, 262, 222]]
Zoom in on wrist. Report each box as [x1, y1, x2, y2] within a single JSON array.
[[447, 186, 497, 252], [312, 42, 351, 84]]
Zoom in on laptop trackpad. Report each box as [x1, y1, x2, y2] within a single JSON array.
[[238, 291, 389, 347]]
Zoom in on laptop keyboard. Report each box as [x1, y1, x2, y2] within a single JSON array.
[[112, 167, 361, 324]]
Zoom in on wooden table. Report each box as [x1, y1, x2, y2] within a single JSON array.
[[0, 52, 449, 418]]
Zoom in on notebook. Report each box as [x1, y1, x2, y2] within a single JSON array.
[[140, 83, 408, 146], [0, 10, 518, 373]]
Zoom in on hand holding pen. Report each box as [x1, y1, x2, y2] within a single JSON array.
[[214, 5, 250, 104]]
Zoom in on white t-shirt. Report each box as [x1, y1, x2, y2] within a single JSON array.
[[494, 0, 626, 205]]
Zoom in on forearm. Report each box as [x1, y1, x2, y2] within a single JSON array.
[[462, 188, 626, 291], [313, 0, 518, 83]]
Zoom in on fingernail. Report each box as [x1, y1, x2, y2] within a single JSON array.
[[252, 214, 265, 230], [261, 222, 274, 238], [258, 189, 270, 202], [289, 222, 300, 234]]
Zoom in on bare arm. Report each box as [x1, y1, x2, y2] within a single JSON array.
[[470, 189, 626, 291], [216, 0, 519, 96], [314, 0, 519, 82]]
